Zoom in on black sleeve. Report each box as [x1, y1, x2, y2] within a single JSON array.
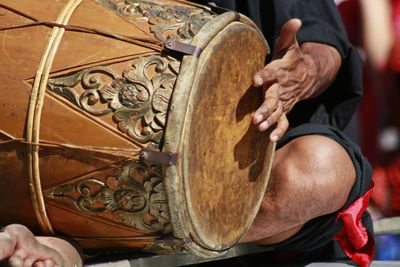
[[267, 0, 363, 130], [192, 0, 363, 130]]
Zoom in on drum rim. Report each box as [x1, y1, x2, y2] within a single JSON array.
[[163, 12, 274, 257]]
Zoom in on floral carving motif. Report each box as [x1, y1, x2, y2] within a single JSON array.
[[47, 55, 179, 148], [99, 0, 214, 42], [44, 161, 171, 234]]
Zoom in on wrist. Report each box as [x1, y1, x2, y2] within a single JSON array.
[[301, 42, 342, 98]]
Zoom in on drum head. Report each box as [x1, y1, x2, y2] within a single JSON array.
[[164, 14, 275, 254]]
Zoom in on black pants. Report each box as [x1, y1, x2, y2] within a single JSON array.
[[260, 123, 374, 260]]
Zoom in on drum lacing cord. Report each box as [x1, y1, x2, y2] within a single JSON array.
[[24, 0, 84, 235], [0, 137, 141, 159], [0, 3, 163, 51]]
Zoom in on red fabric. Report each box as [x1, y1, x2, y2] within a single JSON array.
[[371, 156, 400, 216], [337, 0, 381, 165], [371, 167, 391, 214], [337, 0, 362, 47], [359, 71, 380, 165], [333, 185, 375, 267], [386, 156, 400, 215]]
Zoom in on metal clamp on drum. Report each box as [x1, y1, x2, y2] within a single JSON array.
[[165, 39, 203, 57], [139, 149, 177, 166]]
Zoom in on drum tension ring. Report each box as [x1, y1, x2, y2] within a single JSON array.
[[139, 149, 177, 166]]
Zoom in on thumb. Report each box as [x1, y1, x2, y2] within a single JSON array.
[[273, 18, 302, 59]]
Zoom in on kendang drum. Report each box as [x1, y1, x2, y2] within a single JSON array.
[[0, 0, 275, 257]]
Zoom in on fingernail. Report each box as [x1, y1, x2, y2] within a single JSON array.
[[254, 114, 263, 123], [270, 135, 278, 142], [254, 76, 263, 86]]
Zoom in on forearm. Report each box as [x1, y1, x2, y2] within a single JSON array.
[[300, 42, 342, 99]]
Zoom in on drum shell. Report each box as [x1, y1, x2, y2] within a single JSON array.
[[0, 0, 273, 255]]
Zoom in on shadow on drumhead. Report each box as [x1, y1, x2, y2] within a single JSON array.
[[234, 85, 270, 182]]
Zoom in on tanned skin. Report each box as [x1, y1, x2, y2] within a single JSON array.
[[241, 19, 354, 244]]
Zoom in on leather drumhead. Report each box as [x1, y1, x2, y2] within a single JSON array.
[[164, 15, 275, 254]]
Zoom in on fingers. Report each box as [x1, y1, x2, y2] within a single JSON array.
[[34, 259, 57, 267], [255, 101, 283, 132], [251, 81, 289, 141], [252, 65, 277, 88], [252, 83, 289, 139], [253, 101, 289, 142], [273, 18, 302, 59], [8, 255, 24, 267], [253, 19, 302, 95], [9, 253, 58, 267], [23, 256, 36, 267], [9, 257, 57, 267], [270, 114, 289, 142], [252, 84, 279, 128]]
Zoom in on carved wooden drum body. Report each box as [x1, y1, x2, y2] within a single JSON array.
[[0, 0, 275, 256]]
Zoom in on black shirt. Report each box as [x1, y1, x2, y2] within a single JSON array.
[[194, 0, 363, 130]]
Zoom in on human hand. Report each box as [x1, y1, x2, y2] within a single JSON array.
[[252, 18, 317, 141], [252, 18, 342, 141]]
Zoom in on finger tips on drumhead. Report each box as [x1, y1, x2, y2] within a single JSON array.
[[270, 127, 283, 142], [270, 134, 279, 142], [253, 74, 264, 87], [252, 113, 264, 124], [270, 117, 289, 141], [253, 103, 271, 124], [253, 68, 274, 87], [257, 120, 269, 132]]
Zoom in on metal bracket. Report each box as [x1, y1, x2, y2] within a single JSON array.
[[139, 149, 177, 166], [165, 39, 202, 57]]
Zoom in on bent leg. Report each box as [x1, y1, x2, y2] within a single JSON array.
[[241, 134, 356, 244], [0, 224, 82, 267]]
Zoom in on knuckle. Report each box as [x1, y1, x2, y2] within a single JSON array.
[[281, 115, 289, 125]]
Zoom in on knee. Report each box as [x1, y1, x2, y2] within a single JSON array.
[[282, 134, 356, 179], [265, 135, 356, 222]]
